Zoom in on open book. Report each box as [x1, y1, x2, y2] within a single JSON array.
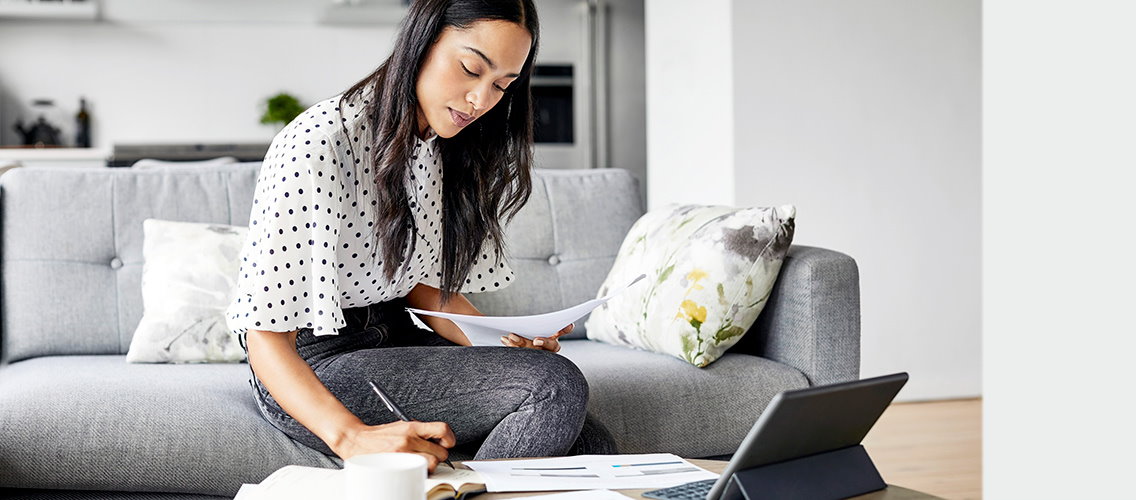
[[233, 464, 485, 500], [407, 274, 647, 346], [425, 466, 486, 500]]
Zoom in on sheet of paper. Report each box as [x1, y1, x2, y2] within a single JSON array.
[[235, 465, 344, 499], [407, 274, 646, 346], [232, 483, 264, 500], [521, 490, 633, 499], [462, 453, 719, 492], [262, 466, 343, 498]]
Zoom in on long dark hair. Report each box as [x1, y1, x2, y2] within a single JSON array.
[[339, 0, 538, 307]]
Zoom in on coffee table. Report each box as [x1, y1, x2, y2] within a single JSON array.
[[462, 459, 943, 499]]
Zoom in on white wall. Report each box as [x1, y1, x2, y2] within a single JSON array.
[[647, 0, 981, 401], [644, 0, 735, 208], [985, 2, 1136, 495]]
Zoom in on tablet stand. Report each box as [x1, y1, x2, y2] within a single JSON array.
[[720, 445, 887, 500]]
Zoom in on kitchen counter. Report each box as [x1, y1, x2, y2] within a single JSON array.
[[0, 147, 111, 168]]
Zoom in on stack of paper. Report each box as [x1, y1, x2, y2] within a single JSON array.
[[462, 453, 719, 492]]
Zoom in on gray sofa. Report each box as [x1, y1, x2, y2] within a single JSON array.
[[0, 165, 860, 498]]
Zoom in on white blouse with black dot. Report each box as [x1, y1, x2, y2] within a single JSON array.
[[225, 91, 514, 336]]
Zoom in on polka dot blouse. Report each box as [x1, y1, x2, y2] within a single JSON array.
[[225, 90, 514, 336]]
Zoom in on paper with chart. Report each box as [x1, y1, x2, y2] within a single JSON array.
[[406, 274, 646, 346], [461, 453, 718, 492]]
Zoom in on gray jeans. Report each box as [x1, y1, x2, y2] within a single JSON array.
[[239, 296, 616, 460]]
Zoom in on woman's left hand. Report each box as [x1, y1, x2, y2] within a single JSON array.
[[500, 323, 574, 352]]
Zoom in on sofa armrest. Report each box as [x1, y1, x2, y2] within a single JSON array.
[[727, 245, 861, 386]]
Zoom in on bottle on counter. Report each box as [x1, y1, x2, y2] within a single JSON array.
[[76, 97, 91, 148]]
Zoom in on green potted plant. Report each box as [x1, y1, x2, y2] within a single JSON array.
[[260, 93, 305, 129]]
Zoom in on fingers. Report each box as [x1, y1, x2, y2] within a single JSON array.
[[542, 323, 575, 341], [412, 421, 457, 448], [353, 422, 451, 474], [500, 333, 532, 348], [501, 326, 570, 351], [396, 423, 450, 473], [406, 436, 449, 466], [555, 323, 575, 337], [534, 337, 561, 352]]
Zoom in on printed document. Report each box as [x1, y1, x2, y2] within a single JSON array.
[[407, 274, 647, 346], [461, 453, 718, 492]]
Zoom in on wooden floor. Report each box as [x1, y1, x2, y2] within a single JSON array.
[[861, 398, 982, 500]]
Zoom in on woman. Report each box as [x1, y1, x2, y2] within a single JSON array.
[[225, 0, 616, 472]]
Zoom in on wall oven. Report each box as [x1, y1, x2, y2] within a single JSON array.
[[531, 64, 574, 145], [531, 63, 587, 170]]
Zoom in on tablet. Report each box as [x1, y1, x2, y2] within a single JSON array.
[[705, 372, 909, 500], [644, 372, 909, 500]]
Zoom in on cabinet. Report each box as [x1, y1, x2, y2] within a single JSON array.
[[0, 0, 100, 21]]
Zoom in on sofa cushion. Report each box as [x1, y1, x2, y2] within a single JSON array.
[[126, 219, 249, 364], [585, 204, 797, 367], [557, 339, 808, 458], [0, 356, 337, 496]]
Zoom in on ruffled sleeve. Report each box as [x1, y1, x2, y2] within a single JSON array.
[[226, 131, 347, 336], [419, 233, 515, 293]]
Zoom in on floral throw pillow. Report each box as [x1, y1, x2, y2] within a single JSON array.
[[585, 204, 796, 367], [126, 219, 248, 363]]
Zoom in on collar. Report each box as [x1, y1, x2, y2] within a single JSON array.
[[418, 127, 438, 144]]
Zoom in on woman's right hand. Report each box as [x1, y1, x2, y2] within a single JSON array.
[[335, 420, 456, 473]]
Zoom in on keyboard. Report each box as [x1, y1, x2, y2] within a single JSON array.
[[643, 478, 717, 500]]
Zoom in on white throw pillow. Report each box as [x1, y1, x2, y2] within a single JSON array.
[[126, 219, 248, 363], [585, 204, 796, 367], [131, 156, 238, 169]]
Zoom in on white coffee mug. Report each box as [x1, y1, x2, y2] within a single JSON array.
[[343, 452, 427, 500]]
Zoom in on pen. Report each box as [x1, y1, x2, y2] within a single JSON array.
[[368, 379, 455, 470]]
